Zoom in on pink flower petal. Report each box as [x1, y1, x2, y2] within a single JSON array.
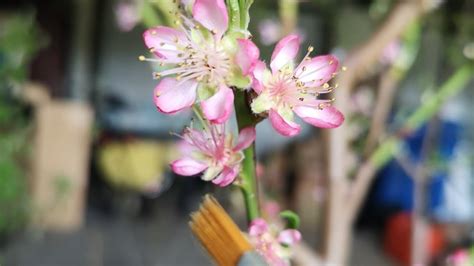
[[192, 0, 228, 39], [154, 78, 198, 114], [236, 39, 260, 76], [278, 229, 302, 246], [294, 55, 339, 87], [270, 34, 300, 73], [177, 140, 198, 154], [249, 218, 269, 236], [212, 167, 238, 187], [143, 26, 187, 62], [251, 60, 267, 94], [171, 158, 208, 176], [233, 127, 256, 151], [115, 3, 139, 32], [268, 109, 301, 137], [200, 85, 234, 124], [294, 105, 344, 128]]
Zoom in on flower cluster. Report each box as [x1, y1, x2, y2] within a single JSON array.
[[171, 124, 255, 186], [141, 0, 259, 123], [141, 0, 343, 263], [248, 218, 302, 266], [142, 0, 343, 134]]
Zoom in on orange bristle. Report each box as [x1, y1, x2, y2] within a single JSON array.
[[190, 195, 253, 266]]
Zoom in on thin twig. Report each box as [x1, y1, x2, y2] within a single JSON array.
[[411, 118, 438, 265], [364, 69, 400, 155]]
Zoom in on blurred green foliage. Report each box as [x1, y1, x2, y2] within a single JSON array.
[[0, 99, 30, 238], [0, 11, 47, 91], [0, 12, 45, 238]]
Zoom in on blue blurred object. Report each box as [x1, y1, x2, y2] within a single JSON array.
[[372, 120, 461, 214]]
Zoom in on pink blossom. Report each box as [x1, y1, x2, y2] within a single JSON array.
[[248, 218, 302, 266], [115, 2, 140, 32], [447, 249, 471, 266], [250, 34, 344, 136], [171, 125, 256, 187], [380, 40, 401, 65], [258, 19, 281, 45], [141, 0, 259, 124]]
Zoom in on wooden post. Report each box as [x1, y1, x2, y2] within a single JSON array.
[[31, 101, 94, 231]]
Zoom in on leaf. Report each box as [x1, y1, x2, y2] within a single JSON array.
[[280, 210, 300, 229]]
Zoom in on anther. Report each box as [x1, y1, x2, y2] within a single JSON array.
[[138, 55, 146, 61], [342, 66, 347, 71], [307, 46, 314, 52]]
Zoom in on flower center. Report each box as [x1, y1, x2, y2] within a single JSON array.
[[266, 71, 299, 109], [142, 16, 232, 87], [264, 58, 337, 111], [179, 42, 231, 86]]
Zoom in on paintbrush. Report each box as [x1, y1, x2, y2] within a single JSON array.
[[189, 194, 267, 266]]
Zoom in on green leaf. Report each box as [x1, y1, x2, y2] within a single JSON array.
[[226, 0, 241, 32], [280, 210, 300, 229]]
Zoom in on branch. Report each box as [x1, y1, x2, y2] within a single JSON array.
[[330, 0, 428, 186], [339, 0, 427, 89], [364, 69, 400, 155], [345, 65, 473, 223]]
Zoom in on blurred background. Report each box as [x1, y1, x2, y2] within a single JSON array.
[[0, 0, 473, 265]]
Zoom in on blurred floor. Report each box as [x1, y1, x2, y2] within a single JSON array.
[[0, 188, 396, 266], [1, 187, 209, 266]]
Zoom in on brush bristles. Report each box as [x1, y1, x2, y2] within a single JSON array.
[[190, 195, 253, 266]]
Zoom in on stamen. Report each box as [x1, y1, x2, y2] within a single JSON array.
[[138, 55, 160, 63]]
